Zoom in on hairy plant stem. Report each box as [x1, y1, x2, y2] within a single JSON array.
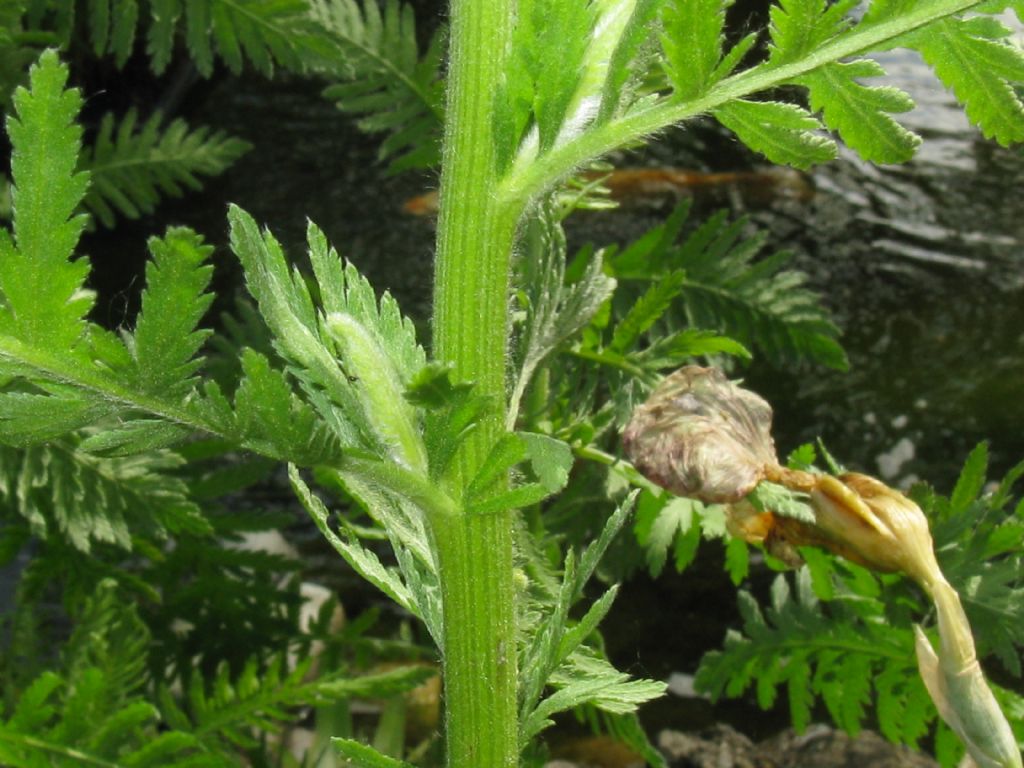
[[431, 1, 519, 767]]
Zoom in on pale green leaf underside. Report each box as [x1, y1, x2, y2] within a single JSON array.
[[714, 100, 837, 168], [0, 440, 208, 554], [229, 205, 427, 462]]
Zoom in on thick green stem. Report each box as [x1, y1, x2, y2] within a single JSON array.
[[431, 1, 519, 767]]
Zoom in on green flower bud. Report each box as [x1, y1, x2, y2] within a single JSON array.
[[325, 312, 428, 475]]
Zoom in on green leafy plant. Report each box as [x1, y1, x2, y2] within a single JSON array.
[[0, 1, 1023, 767]]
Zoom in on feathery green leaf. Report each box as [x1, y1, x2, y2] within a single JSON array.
[[170, 650, 431, 754], [596, 0, 662, 124], [334, 738, 417, 768], [767, 0, 860, 64], [88, 0, 140, 67], [224, 349, 340, 464], [520, 432, 573, 494], [230, 205, 424, 457], [606, 203, 846, 370], [518, 492, 657, 747], [184, 0, 325, 76], [609, 269, 685, 354], [0, 580, 211, 768], [81, 110, 250, 228], [510, 204, 616, 427], [801, 60, 920, 163], [672, 209, 848, 370], [290, 464, 419, 617], [81, 0, 327, 76]]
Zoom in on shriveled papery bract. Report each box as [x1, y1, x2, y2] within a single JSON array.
[[623, 366, 1022, 768]]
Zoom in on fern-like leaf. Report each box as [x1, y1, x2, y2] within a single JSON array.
[[513, 0, 596, 153], [81, 0, 327, 76], [314, 0, 445, 172], [518, 492, 665, 746], [333, 738, 417, 768], [290, 465, 419, 618], [595, 0, 663, 124], [229, 206, 427, 463], [925, 448, 1024, 676], [803, 59, 920, 164], [182, 0, 327, 76], [608, 202, 846, 370], [766, 0, 922, 163], [767, 0, 861, 64], [510, 202, 616, 428], [167, 650, 433, 752], [673, 210, 847, 370], [0, 580, 212, 768], [695, 568, 932, 746], [225, 349, 341, 464], [81, 110, 250, 228], [0, 50, 91, 352], [495, 0, 662, 170], [291, 464, 443, 645]]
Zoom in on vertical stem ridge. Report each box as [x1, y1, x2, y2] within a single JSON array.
[[431, 1, 520, 767]]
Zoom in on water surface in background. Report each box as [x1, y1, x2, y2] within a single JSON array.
[[745, 37, 1024, 489]]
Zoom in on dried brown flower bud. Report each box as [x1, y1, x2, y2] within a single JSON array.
[[622, 366, 777, 504]]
